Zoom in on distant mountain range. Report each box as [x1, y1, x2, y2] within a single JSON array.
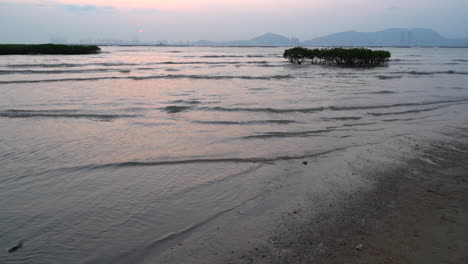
[[194, 29, 468, 47], [193, 33, 300, 47]]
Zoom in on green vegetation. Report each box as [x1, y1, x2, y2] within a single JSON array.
[[283, 47, 391, 66], [0, 44, 101, 55]]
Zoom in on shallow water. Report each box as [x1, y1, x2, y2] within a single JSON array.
[[1, 47, 468, 263]]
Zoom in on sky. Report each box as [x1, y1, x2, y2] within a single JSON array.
[[1, 0, 468, 43]]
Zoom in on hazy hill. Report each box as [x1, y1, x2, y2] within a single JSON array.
[[192, 40, 218, 46], [303, 28, 468, 47], [193, 29, 468, 47], [195, 33, 300, 47]]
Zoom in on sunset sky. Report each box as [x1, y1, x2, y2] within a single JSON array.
[[1, 0, 467, 43]]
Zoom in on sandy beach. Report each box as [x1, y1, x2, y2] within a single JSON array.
[[318, 128, 468, 264], [236, 126, 468, 264]]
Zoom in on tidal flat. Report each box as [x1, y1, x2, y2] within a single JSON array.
[[0, 46, 467, 263]]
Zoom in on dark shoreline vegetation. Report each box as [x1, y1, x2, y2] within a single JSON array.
[[0, 44, 101, 55], [283, 47, 391, 66]]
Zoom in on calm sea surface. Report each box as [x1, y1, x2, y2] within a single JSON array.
[[1, 47, 468, 263]]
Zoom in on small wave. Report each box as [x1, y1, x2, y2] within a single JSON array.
[[169, 100, 201, 104], [131, 74, 293, 81], [65, 143, 373, 171], [0, 109, 137, 119], [248, 88, 269, 91], [193, 120, 297, 125], [342, 122, 377, 127], [370, 91, 396, 94], [200, 55, 244, 58], [409, 71, 447, 75], [356, 91, 397, 94], [382, 117, 420, 122], [163, 105, 192, 113], [2, 109, 78, 113], [321, 116, 362, 121], [119, 107, 150, 112], [157, 60, 269, 65], [449, 87, 468, 90], [394, 70, 467, 76], [244, 61, 269, 64], [118, 49, 145, 52], [7, 63, 83, 68], [336, 128, 385, 132], [130, 122, 172, 127], [193, 99, 468, 114], [202, 106, 325, 113], [380, 113, 444, 122], [0, 77, 125, 84], [6, 61, 274, 69], [369, 91, 396, 94], [377, 75, 403, 80], [246, 55, 270, 58], [0, 69, 134, 74], [7, 62, 140, 68], [453, 59, 468, 62], [389, 59, 421, 62], [257, 64, 283, 68], [329, 99, 468, 111], [368, 107, 442, 116], [243, 129, 334, 139], [0, 74, 293, 84], [242, 127, 384, 140]]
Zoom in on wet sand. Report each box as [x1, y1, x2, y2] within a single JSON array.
[[241, 126, 468, 264], [318, 129, 468, 264], [131, 119, 468, 264]]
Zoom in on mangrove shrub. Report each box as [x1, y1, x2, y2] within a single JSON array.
[[0, 44, 101, 55], [283, 47, 391, 66]]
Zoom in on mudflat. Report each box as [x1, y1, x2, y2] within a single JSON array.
[[320, 133, 468, 263], [268, 127, 468, 264]]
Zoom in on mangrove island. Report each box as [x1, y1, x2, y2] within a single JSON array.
[[0, 44, 101, 55], [283, 47, 391, 66]]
